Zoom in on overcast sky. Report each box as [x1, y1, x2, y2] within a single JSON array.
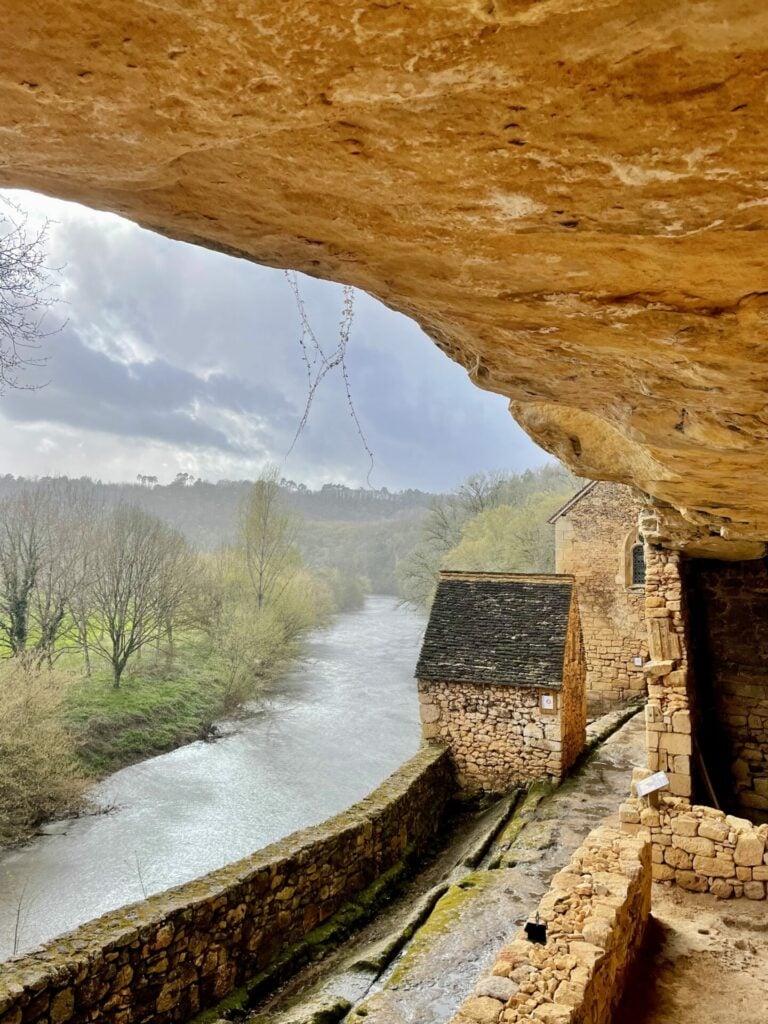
[[0, 188, 548, 491]]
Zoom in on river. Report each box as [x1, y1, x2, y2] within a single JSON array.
[[0, 597, 425, 961]]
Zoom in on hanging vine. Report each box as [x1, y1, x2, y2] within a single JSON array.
[[283, 270, 374, 483]]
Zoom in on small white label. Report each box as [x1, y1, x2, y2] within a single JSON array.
[[635, 771, 670, 798], [633, 656, 645, 667], [540, 693, 555, 711]]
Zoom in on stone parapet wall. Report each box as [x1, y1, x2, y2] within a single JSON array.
[[449, 824, 651, 1024], [0, 747, 453, 1024], [621, 790, 768, 900], [418, 679, 583, 794], [555, 483, 647, 703]]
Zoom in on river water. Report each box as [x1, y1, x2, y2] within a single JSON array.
[[0, 597, 425, 961]]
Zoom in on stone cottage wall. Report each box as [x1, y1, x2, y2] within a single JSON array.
[[555, 483, 647, 704], [0, 746, 453, 1024], [449, 825, 651, 1024], [418, 679, 580, 793]]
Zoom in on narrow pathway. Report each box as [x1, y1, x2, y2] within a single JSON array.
[[350, 712, 645, 1024]]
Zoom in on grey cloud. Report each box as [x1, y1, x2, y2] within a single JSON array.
[[3, 328, 298, 455], [2, 189, 548, 489]]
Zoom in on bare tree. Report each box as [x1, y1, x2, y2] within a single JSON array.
[[0, 483, 99, 664], [89, 505, 194, 687], [0, 491, 41, 657], [239, 471, 299, 610], [0, 198, 59, 392]]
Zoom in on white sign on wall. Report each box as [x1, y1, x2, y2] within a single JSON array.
[[635, 771, 670, 798]]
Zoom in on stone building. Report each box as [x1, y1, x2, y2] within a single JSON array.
[[416, 571, 586, 793], [549, 481, 648, 707]]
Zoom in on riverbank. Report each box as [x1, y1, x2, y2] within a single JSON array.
[[63, 636, 288, 778], [0, 593, 369, 850]]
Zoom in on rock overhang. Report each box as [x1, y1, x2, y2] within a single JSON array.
[[3, 0, 768, 557]]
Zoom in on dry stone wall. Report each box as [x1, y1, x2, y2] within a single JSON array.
[[621, 784, 768, 900], [449, 824, 651, 1024], [555, 484, 647, 704], [0, 747, 452, 1024]]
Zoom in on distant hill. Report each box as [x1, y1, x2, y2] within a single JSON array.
[[0, 474, 435, 594]]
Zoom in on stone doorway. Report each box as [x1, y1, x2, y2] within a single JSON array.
[[685, 558, 768, 823]]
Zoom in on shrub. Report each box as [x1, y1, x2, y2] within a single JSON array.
[[0, 662, 86, 844]]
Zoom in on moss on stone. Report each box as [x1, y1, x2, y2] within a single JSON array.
[[485, 780, 555, 868], [385, 871, 496, 986]]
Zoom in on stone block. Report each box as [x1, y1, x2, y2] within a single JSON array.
[[659, 733, 692, 756], [693, 856, 735, 878], [619, 803, 640, 824], [667, 773, 692, 797], [671, 710, 691, 734], [734, 833, 765, 867], [698, 820, 729, 843], [581, 918, 612, 948], [420, 703, 440, 724], [744, 881, 766, 901], [461, 996, 506, 1022], [726, 814, 753, 831], [671, 816, 699, 837], [652, 862, 676, 881], [710, 879, 733, 899], [475, 976, 519, 1001], [676, 871, 709, 893], [665, 847, 692, 870]]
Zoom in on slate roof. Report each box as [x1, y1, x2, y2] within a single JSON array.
[[415, 571, 574, 689]]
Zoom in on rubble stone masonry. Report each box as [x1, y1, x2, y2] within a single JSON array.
[[419, 593, 585, 793], [555, 484, 647, 704], [450, 825, 651, 1024], [621, 789, 768, 900], [0, 747, 453, 1024]]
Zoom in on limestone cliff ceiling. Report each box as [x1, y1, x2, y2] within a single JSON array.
[[3, 1, 768, 556]]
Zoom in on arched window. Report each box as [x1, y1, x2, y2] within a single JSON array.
[[631, 543, 646, 587]]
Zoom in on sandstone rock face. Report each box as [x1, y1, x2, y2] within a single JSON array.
[[3, 2, 768, 552]]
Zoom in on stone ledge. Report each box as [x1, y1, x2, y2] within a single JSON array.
[[0, 745, 453, 1024]]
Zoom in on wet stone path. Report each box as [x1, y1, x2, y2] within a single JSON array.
[[243, 709, 645, 1024]]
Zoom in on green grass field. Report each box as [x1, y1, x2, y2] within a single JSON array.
[[62, 641, 234, 775]]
